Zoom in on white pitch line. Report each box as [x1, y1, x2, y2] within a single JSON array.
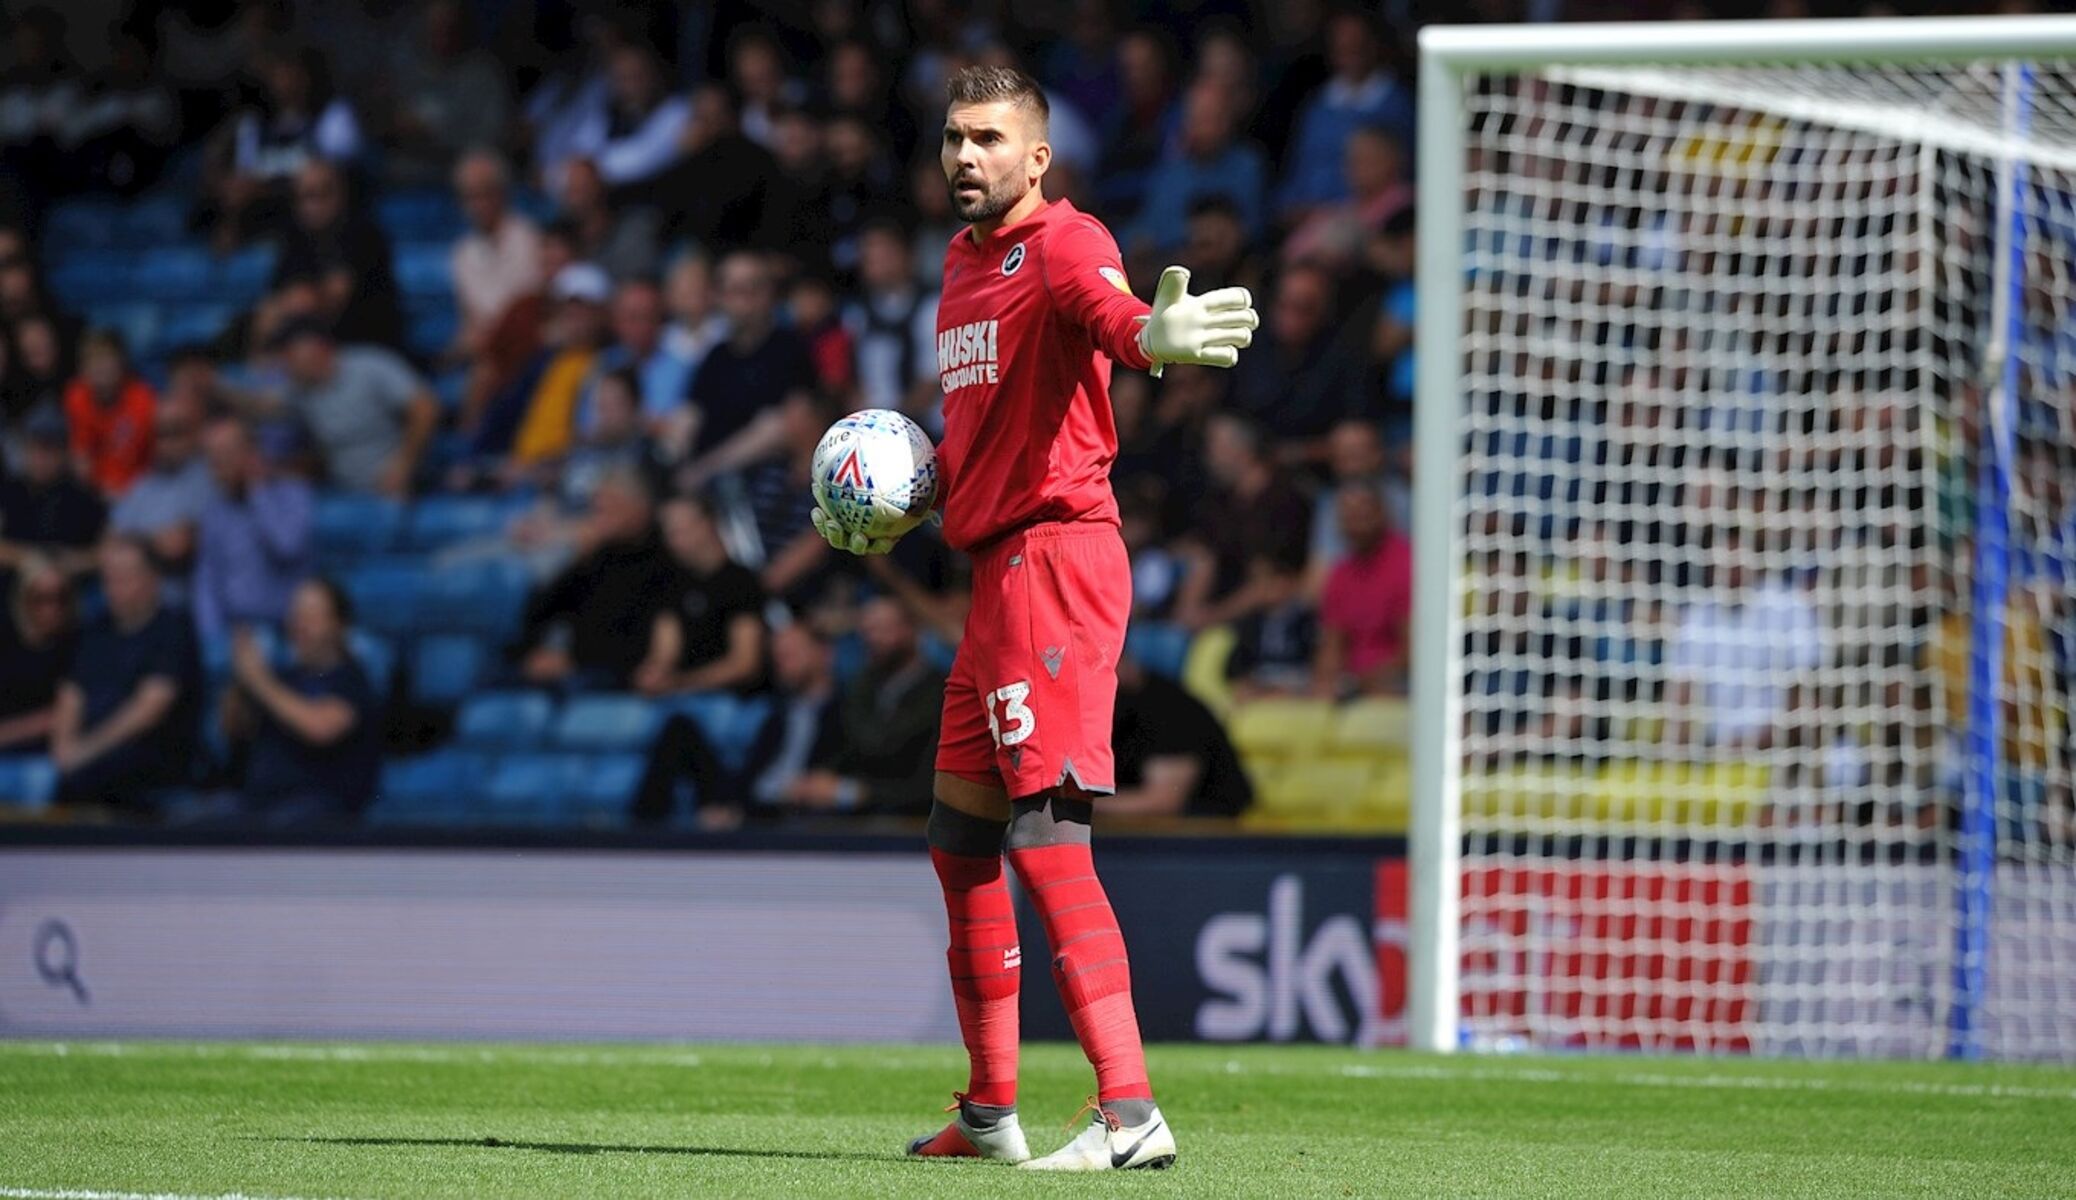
[[1334, 1062, 2076, 1101], [0, 1189, 342, 1200]]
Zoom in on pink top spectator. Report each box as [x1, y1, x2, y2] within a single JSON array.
[[452, 213, 544, 332], [1321, 529, 1412, 676]]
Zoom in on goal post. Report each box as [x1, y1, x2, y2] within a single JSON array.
[[1411, 16, 2076, 1059]]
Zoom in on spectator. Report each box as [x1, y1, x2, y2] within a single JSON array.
[[5, 314, 72, 425], [684, 252, 815, 465], [844, 220, 939, 416], [1229, 263, 1368, 446], [220, 578, 379, 823], [52, 537, 201, 812], [789, 272, 855, 396], [1307, 418, 1412, 588], [475, 262, 611, 474], [1178, 195, 1269, 297], [1277, 9, 1414, 219], [63, 26, 178, 196], [519, 18, 620, 193], [1225, 548, 1320, 700], [192, 415, 314, 646], [204, 45, 364, 248], [1314, 482, 1413, 698], [651, 83, 785, 253], [559, 157, 662, 283], [554, 43, 689, 196], [1281, 125, 1410, 273], [267, 319, 437, 496], [634, 495, 768, 696], [455, 224, 575, 436], [1108, 652, 1254, 817], [450, 148, 544, 360], [0, 7, 79, 223], [813, 113, 899, 279], [1359, 205, 1418, 418], [779, 597, 942, 817], [1173, 413, 1311, 631], [663, 251, 729, 389], [731, 28, 804, 151], [0, 408, 105, 578], [516, 465, 679, 689], [108, 398, 213, 581], [382, 0, 512, 186], [560, 367, 671, 509], [270, 158, 406, 350], [1096, 29, 1179, 219], [62, 329, 157, 497], [0, 555, 78, 752], [824, 38, 917, 166], [587, 277, 693, 433], [635, 615, 819, 829], [1668, 527, 1825, 751], [906, 157, 962, 290], [1123, 80, 1267, 255]]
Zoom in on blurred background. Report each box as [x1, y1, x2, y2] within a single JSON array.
[[0, 0, 2069, 1051]]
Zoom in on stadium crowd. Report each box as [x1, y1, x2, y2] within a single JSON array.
[[0, 0, 2062, 833]]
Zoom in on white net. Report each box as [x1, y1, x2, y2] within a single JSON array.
[[1451, 55, 2076, 1059]]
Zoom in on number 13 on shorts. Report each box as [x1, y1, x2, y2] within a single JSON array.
[[985, 681, 1035, 748]]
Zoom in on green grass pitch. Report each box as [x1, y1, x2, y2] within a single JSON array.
[[3, 1041, 2074, 1198]]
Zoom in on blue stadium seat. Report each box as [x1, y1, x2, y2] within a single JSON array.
[[117, 196, 188, 246], [552, 694, 665, 753], [313, 493, 403, 563], [920, 630, 957, 673], [134, 247, 214, 299], [480, 753, 581, 824], [347, 630, 396, 699], [214, 246, 277, 302], [341, 559, 423, 637], [48, 251, 134, 305], [404, 495, 508, 551], [0, 755, 56, 812], [83, 303, 159, 355], [415, 557, 530, 638], [405, 299, 459, 361], [456, 690, 556, 749], [394, 242, 453, 298], [158, 304, 236, 350], [718, 696, 775, 774], [1125, 621, 1192, 679], [831, 632, 866, 685], [563, 752, 644, 826], [47, 199, 122, 249], [375, 190, 464, 241], [409, 633, 489, 708], [368, 750, 487, 824]]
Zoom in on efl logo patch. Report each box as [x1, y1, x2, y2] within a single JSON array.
[[1002, 243, 1026, 276], [1099, 266, 1131, 294]]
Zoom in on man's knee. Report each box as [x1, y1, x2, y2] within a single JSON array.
[[926, 798, 1008, 858], [1004, 791, 1093, 851]]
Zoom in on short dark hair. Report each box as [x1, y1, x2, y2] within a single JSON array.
[[945, 65, 1049, 133], [309, 575, 355, 628]]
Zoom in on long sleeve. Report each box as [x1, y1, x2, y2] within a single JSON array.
[[249, 481, 313, 566], [1043, 214, 1155, 372]]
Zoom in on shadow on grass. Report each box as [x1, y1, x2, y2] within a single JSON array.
[[263, 1135, 893, 1164]]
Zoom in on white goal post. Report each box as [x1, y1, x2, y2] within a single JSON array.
[[1412, 16, 2076, 1058]]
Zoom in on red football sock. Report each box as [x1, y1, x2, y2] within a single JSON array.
[[1006, 842, 1152, 1102], [931, 847, 1021, 1108]]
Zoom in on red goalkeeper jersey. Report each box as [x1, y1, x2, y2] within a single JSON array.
[[933, 198, 1153, 552]]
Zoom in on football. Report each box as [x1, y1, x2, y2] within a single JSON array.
[[811, 408, 941, 541]]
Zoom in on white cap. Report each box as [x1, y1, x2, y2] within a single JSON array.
[[552, 262, 611, 304]]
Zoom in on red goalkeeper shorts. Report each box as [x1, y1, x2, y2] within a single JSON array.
[[937, 521, 1131, 799]]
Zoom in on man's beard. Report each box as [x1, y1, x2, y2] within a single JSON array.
[[951, 172, 1027, 223]]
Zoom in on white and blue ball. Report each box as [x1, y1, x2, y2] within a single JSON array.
[[811, 409, 940, 541]]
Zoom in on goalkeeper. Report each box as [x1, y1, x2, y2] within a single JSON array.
[[810, 65, 1257, 1171]]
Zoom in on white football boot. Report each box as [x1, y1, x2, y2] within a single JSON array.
[[906, 1094, 1032, 1163], [1020, 1099, 1177, 1171]]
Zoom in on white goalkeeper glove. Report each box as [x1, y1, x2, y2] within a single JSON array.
[[810, 506, 898, 556], [1135, 265, 1259, 379]]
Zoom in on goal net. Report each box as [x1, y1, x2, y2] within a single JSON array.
[[1413, 20, 2076, 1059]]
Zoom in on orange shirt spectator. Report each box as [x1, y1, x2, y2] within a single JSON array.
[[63, 330, 157, 497]]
